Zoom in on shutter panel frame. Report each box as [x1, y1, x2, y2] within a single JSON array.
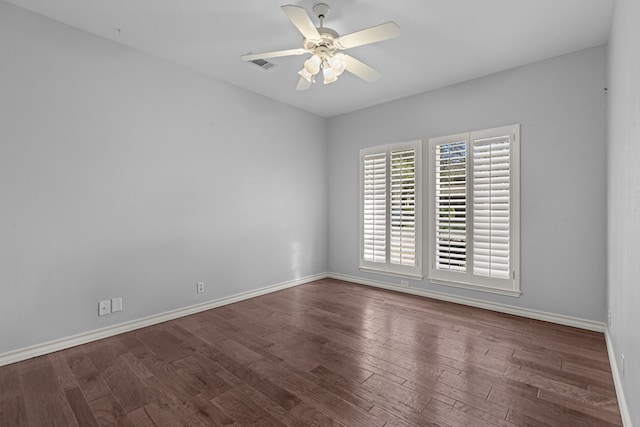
[[359, 141, 423, 279], [429, 125, 520, 297], [468, 125, 520, 292], [429, 133, 470, 284]]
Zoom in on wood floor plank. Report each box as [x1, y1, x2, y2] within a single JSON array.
[[88, 347, 156, 414], [504, 365, 618, 408], [0, 363, 22, 401], [461, 364, 540, 398], [214, 339, 265, 365], [119, 352, 155, 381], [366, 405, 424, 427], [561, 360, 618, 388], [142, 400, 187, 427], [537, 388, 623, 425], [49, 352, 79, 391], [142, 376, 220, 427], [222, 383, 306, 427], [280, 361, 374, 413], [189, 393, 236, 426], [126, 406, 157, 427], [452, 400, 518, 427], [88, 393, 135, 427], [20, 358, 79, 426], [137, 329, 189, 363], [171, 356, 232, 399], [164, 324, 225, 360], [0, 396, 27, 427], [3, 279, 622, 427], [436, 369, 492, 399], [289, 401, 345, 427], [248, 358, 386, 427], [490, 386, 621, 427], [269, 340, 374, 384], [211, 351, 265, 386], [252, 378, 302, 411], [424, 397, 503, 427], [138, 354, 202, 399], [64, 387, 100, 427], [212, 387, 285, 427], [362, 373, 431, 412], [63, 347, 112, 403]]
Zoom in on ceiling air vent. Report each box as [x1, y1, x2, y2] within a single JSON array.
[[249, 58, 276, 70]]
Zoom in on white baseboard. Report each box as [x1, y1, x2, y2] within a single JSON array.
[[328, 273, 605, 332], [605, 330, 633, 427], [0, 272, 608, 368], [0, 273, 327, 367]]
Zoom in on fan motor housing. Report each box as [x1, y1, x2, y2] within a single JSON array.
[[304, 27, 339, 53]]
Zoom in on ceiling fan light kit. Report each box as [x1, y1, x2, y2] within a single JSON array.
[[241, 3, 400, 90]]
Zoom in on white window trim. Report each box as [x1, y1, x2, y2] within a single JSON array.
[[428, 125, 521, 296], [359, 140, 423, 279]]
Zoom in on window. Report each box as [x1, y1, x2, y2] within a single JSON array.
[[429, 125, 520, 296], [360, 141, 422, 278]]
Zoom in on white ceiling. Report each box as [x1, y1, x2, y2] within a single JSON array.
[[5, 0, 614, 117]]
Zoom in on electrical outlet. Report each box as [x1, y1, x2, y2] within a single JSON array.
[[621, 354, 625, 378], [197, 282, 205, 294], [111, 297, 123, 312], [608, 311, 611, 327], [98, 300, 111, 316], [400, 280, 409, 287]]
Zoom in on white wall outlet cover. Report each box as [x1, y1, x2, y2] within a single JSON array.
[[98, 300, 111, 316], [111, 297, 123, 312], [197, 282, 205, 293]]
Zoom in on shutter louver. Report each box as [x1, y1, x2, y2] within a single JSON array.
[[390, 149, 416, 266], [434, 141, 467, 272], [473, 136, 511, 279], [363, 152, 387, 263]]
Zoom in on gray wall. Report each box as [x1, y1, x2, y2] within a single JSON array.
[[0, 2, 328, 354], [328, 46, 607, 322], [607, 0, 640, 422]]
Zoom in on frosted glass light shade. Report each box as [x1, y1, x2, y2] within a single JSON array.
[[323, 66, 337, 84], [304, 55, 321, 74], [329, 55, 346, 76]]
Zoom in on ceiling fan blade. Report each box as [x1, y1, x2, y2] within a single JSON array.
[[281, 5, 321, 42], [296, 77, 312, 91], [341, 54, 381, 83], [241, 48, 307, 62], [337, 22, 400, 49]]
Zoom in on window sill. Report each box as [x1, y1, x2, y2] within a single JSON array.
[[428, 277, 522, 297], [359, 266, 423, 281]]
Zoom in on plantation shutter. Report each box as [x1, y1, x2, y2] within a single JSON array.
[[390, 148, 416, 266], [360, 141, 422, 277], [362, 152, 387, 263], [472, 134, 511, 279], [429, 125, 519, 295], [434, 140, 467, 272]]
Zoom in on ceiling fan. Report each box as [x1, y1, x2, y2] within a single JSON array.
[[241, 3, 400, 90]]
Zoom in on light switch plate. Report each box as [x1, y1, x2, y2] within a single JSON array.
[[111, 297, 123, 312]]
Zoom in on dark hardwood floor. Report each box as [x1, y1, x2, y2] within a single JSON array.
[[0, 278, 623, 426]]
